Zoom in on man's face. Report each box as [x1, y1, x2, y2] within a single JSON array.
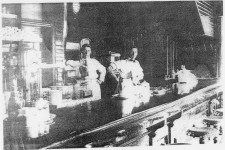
[[82, 47, 91, 59], [181, 65, 185, 70], [131, 48, 138, 60]]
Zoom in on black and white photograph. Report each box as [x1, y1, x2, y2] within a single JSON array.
[[1, 0, 224, 149]]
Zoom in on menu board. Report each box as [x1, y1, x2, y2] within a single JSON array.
[[66, 42, 80, 51]]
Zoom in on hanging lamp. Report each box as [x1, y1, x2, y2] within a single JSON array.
[[72, 3, 80, 14]]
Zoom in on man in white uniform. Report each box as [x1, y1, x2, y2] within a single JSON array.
[[176, 65, 198, 95], [79, 44, 106, 100], [108, 47, 150, 110]]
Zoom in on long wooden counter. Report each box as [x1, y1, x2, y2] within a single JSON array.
[[3, 79, 222, 149], [41, 82, 222, 149]]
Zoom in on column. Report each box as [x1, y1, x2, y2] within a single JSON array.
[[20, 4, 42, 102]]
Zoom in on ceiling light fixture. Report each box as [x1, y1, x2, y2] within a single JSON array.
[[72, 3, 80, 14]]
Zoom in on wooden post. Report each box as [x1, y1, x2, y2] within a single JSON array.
[[146, 120, 165, 146], [148, 132, 156, 146], [167, 122, 174, 144], [52, 25, 56, 85], [166, 36, 169, 75], [199, 136, 205, 144], [172, 42, 175, 71], [166, 111, 182, 144]]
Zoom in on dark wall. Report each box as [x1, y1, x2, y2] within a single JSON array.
[[66, 2, 222, 85]]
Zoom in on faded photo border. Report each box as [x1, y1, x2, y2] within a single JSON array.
[[1, 0, 224, 150]]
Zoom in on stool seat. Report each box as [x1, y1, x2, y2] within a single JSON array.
[[202, 116, 223, 126], [187, 127, 219, 138], [214, 108, 223, 116], [215, 108, 223, 112]]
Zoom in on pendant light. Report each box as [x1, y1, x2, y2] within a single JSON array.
[[72, 3, 80, 14]]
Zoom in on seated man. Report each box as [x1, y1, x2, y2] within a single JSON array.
[[108, 47, 150, 106]]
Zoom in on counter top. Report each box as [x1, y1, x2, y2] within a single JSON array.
[[3, 79, 220, 149]]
